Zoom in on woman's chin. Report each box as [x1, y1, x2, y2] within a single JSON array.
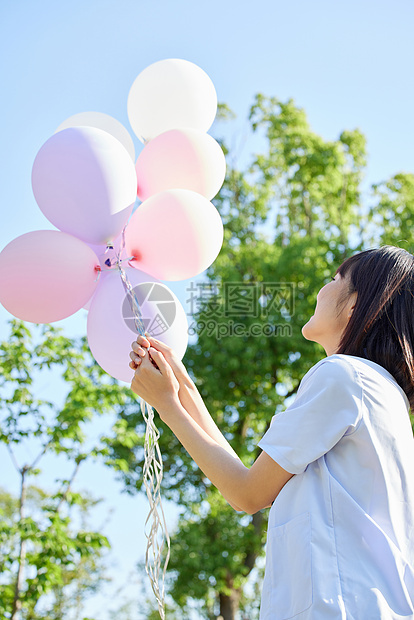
[[301, 317, 314, 340]]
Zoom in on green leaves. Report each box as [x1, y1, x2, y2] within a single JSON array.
[[0, 485, 110, 619], [370, 172, 414, 247], [166, 491, 265, 614], [0, 320, 140, 619], [247, 94, 367, 245], [0, 321, 135, 462]]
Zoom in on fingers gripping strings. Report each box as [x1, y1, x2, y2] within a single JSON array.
[[104, 227, 170, 619]]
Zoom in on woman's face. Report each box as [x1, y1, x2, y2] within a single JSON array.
[[302, 272, 357, 356]]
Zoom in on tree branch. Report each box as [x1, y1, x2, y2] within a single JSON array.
[[29, 438, 54, 471], [6, 443, 20, 473], [56, 459, 83, 513], [10, 466, 29, 620]]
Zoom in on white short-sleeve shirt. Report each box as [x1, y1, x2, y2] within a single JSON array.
[[258, 354, 414, 620]]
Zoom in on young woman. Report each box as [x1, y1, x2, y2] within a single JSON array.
[[129, 245, 414, 619]]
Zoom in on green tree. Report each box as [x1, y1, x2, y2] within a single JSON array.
[[109, 95, 374, 619], [52, 96, 414, 620], [0, 485, 109, 620], [168, 96, 368, 619], [149, 98, 412, 619], [370, 172, 414, 247], [0, 320, 140, 619]]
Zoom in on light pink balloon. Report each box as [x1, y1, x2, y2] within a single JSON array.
[[83, 271, 110, 312], [0, 230, 100, 323], [135, 129, 226, 202], [124, 189, 223, 281], [87, 269, 188, 383], [32, 127, 137, 245]]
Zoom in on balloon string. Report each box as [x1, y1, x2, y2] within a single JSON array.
[[140, 397, 171, 620], [114, 227, 170, 619]]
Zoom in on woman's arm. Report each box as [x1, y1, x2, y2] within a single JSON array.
[[130, 346, 294, 515], [130, 335, 240, 460], [167, 375, 246, 511], [130, 335, 243, 510]]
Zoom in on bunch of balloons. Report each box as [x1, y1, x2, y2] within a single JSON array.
[[0, 59, 226, 383]]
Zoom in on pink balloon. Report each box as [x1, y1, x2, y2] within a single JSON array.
[[0, 230, 100, 323], [32, 127, 137, 245], [124, 189, 223, 281], [87, 269, 188, 383], [83, 271, 109, 312], [135, 129, 226, 201]]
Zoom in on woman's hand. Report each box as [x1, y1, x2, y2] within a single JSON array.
[[130, 346, 180, 417], [130, 334, 192, 387], [130, 335, 208, 422]]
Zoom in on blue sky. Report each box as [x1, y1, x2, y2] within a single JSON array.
[[1, 0, 414, 617]]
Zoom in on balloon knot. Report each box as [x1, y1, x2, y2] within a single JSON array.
[[130, 250, 142, 262], [94, 264, 101, 283]]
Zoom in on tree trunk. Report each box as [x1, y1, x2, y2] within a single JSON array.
[[11, 467, 28, 620], [218, 573, 242, 620], [243, 510, 264, 574]]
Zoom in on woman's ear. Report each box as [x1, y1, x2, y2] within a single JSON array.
[[347, 292, 358, 319]]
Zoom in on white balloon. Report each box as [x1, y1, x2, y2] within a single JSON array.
[[87, 269, 188, 383], [56, 112, 135, 161], [128, 58, 217, 143]]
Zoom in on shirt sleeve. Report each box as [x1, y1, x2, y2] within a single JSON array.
[[258, 356, 363, 475]]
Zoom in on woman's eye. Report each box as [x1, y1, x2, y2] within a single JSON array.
[[331, 276, 336, 281]]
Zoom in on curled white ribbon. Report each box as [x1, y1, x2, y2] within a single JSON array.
[[113, 228, 170, 619]]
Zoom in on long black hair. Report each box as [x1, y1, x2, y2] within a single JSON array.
[[336, 245, 414, 411]]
